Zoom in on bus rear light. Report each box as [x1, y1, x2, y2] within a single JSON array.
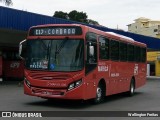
[[24, 77, 31, 88], [68, 79, 82, 91]]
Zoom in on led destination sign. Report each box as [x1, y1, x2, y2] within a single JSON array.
[[30, 26, 82, 36]]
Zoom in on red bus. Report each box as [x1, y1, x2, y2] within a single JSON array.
[[2, 49, 24, 80], [19, 24, 146, 103]]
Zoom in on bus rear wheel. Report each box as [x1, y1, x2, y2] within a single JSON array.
[[128, 79, 135, 96]]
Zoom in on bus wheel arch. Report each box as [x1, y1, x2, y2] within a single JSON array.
[[92, 79, 106, 104]]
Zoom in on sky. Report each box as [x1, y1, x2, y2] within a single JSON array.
[[1, 0, 160, 30]]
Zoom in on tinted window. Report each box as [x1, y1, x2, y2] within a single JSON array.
[[110, 40, 119, 60], [2, 51, 20, 61], [127, 44, 134, 61], [119, 42, 127, 61], [99, 37, 109, 60], [134, 46, 141, 62], [141, 48, 146, 62]]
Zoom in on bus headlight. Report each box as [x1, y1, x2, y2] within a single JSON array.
[[68, 79, 82, 91], [24, 77, 31, 88]]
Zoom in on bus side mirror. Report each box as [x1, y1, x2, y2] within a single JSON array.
[[19, 39, 26, 59], [87, 45, 96, 64], [89, 46, 94, 57]]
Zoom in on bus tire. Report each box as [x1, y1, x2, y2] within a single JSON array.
[[92, 82, 105, 104], [128, 79, 135, 96]]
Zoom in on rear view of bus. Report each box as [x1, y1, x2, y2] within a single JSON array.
[[19, 24, 147, 104]]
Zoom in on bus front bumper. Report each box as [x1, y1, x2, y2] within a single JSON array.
[[24, 80, 85, 100]]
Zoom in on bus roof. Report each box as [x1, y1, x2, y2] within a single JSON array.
[[105, 31, 146, 47], [105, 32, 135, 41]]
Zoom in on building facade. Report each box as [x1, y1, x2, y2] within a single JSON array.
[[147, 51, 160, 76], [127, 17, 160, 38]]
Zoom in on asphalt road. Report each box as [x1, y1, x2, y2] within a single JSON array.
[[0, 78, 159, 120]]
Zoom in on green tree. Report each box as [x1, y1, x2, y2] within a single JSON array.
[[53, 11, 68, 19], [68, 10, 88, 23], [53, 10, 99, 25], [0, 0, 13, 6], [87, 19, 99, 25]]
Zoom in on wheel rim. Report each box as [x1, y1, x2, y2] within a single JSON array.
[[96, 87, 102, 101], [130, 82, 134, 94]]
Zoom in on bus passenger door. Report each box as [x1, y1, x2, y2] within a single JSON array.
[[85, 33, 98, 99]]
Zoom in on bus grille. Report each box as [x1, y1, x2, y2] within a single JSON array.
[[29, 71, 71, 80], [32, 87, 65, 96]]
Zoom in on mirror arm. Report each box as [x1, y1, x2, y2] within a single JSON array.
[[19, 39, 26, 59]]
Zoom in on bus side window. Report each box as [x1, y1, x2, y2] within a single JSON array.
[[141, 48, 146, 63], [99, 37, 109, 60], [119, 42, 127, 61], [127, 44, 134, 62], [110, 40, 119, 61], [134, 46, 141, 62]]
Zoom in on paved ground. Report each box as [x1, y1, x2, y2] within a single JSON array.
[[0, 78, 159, 120]]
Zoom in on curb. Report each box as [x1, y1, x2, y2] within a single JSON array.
[[147, 76, 160, 80]]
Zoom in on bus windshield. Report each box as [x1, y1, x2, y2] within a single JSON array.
[[26, 39, 84, 71]]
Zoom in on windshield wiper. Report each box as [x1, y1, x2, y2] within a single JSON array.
[[54, 40, 67, 62], [40, 40, 48, 50], [55, 40, 67, 54]]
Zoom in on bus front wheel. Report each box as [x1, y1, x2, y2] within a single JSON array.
[[92, 83, 105, 104]]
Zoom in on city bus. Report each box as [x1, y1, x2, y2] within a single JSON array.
[[19, 24, 147, 103]]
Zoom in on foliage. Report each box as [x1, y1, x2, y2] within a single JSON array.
[[0, 0, 13, 6], [87, 19, 99, 25], [53, 10, 99, 25], [68, 10, 88, 23], [54, 11, 68, 19]]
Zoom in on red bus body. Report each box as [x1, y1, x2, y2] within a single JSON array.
[[3, 60, 24, 79], [22, 24, 146, 101], [2, 49, 24, 80]]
